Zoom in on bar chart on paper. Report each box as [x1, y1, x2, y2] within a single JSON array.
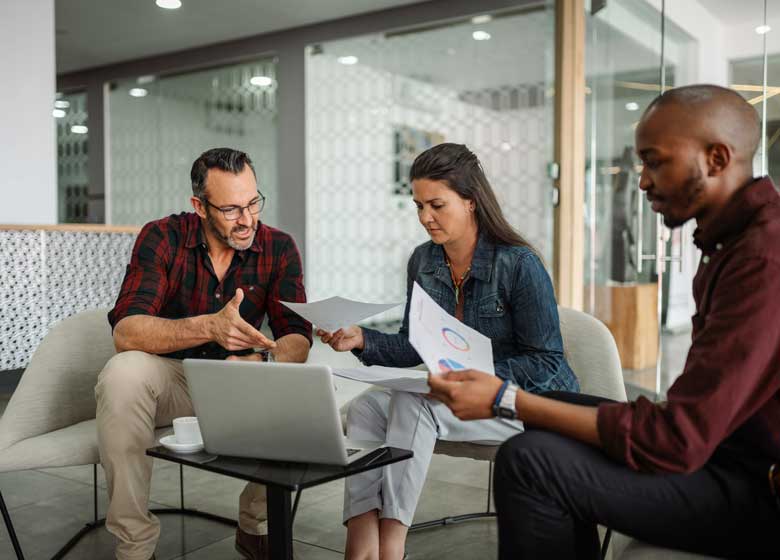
[[409, 282, 495, 376]]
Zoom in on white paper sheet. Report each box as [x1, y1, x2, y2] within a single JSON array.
[[333, 366, 430, 393], [408, 282, 495, 376], [281, 297, 401, 332]]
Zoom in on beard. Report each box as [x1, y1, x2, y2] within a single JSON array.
[[205, 208, 257, 250], [661, 166, 705, 229]]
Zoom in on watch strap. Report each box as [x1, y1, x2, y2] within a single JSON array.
[[493, 380, 509, 411], [499, 383, 518, 419]]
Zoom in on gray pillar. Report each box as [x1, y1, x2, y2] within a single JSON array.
[[275, 42, 307, 258], [86, 79, 107, 223]]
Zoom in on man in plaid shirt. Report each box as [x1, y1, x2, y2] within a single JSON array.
[[96, 147, 312, 560]]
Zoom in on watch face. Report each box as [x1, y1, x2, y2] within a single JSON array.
[[497, 407, 516, 420]]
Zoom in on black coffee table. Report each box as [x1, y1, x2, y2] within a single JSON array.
[[147, 446, 412, 559]]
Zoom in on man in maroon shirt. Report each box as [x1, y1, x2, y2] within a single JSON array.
[[97, 148, 312, 560], [428, 85, 780, 558]]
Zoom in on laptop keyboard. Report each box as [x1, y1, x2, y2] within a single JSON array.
[[346, 448, 361, 456]]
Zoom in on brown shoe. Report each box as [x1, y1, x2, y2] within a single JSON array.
[[235, 527, 270, 560]]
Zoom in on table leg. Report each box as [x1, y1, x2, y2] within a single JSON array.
[[267, 486, 293, 560]]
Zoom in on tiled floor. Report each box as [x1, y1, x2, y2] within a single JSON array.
[[0, 330, 692, 560], [0, 442, 498, 559]]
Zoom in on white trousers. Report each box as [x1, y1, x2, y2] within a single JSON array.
[[343, 389, 523, 526]]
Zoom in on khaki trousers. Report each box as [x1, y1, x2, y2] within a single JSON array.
[[95, 351, 267, 560]]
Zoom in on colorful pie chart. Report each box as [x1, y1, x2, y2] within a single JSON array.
[[441, 327, 470, 351], [438, 358, 465, 373]]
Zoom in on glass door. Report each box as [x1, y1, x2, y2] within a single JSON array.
[[55, 90, 90, 223], [583, 0, 697, 398]]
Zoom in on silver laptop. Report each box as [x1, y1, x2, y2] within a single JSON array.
[[183, 359, 384, 466]]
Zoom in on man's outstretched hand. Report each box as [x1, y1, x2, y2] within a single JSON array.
[[428, 369, 504, 420], [210, 288, 276, 351]]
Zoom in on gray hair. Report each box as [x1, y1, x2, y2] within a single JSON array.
[[190, 147, 256, 197]]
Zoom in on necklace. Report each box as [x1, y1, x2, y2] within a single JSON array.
[[445, 255, 471, 304]]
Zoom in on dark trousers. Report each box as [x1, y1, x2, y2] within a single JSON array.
[[493, 392, 780, 559]]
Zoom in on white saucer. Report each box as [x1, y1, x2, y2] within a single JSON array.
[[159, 435, 204, 454]]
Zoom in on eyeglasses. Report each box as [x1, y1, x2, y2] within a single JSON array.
[[200, 191, 265, 221]]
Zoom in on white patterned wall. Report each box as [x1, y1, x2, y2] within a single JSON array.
[[0, 231, 45, 370], [0, 230, 135, 370], [108, 59, 278, 227], [305, 13, 555, 322]]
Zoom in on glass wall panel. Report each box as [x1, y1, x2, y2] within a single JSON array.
[[55, 91, 90, 223], [107, 58, 278, 226], [732, 55, 780, 185], [584, 1, 697, 395], [728, 0, 776, 180], [305, 5, 556, 321]]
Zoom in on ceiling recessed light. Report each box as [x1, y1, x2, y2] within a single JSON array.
[[471, 14, 492, 25], [137, 75, 156, 84], [156, 0, 182, 9], [625, 101, 639, 111], [250, 76, 273, 87], [756, 24, 771, 35], [129, 88, 148, 97], [500, 142, 512, 152], [52, 109, 66, 118], [472, 30, 491, 41], [71, 125, 88, 134], [337, 55, 359, 65], [54, 100, 70, 109], [446, 48, 456, 56]]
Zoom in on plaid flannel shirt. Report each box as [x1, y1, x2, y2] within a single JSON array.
[[108, 212, 312, 359]]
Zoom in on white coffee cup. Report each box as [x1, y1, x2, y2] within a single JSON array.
[[172, 416, 202, 445]]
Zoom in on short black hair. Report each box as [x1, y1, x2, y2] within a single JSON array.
[[644, 84, 761, 160], [190, 148, 256, 197]]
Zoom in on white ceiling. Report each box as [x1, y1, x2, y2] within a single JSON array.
[[311, 7, 660, 94], [697, 0, 774, 25], [55, 0, 423, 74], [320, 10, 555, 92]]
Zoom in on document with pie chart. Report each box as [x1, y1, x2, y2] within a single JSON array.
[[408, 281, 495, 376]]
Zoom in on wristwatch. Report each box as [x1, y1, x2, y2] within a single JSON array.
[[492, 381, 518, 420]]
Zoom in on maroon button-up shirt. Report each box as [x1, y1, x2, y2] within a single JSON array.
[[108, 212, 312, 360], [598, 176, 780, 473]]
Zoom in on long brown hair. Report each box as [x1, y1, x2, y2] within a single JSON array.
[[409, 143, 535, 249]]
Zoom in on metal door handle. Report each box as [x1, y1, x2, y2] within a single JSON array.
[[636, 177, 685, 273], [636, 177, 656, 273]]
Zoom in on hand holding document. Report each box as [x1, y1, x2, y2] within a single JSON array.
[[333, 283, 495, 395], [409, 282, 495, 376], [281, 297, 401, 332]]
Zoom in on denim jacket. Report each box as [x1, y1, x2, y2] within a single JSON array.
[[357, 235, 579, 394]]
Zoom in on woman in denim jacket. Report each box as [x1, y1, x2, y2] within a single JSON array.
[[318, 143, 579, 560]]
